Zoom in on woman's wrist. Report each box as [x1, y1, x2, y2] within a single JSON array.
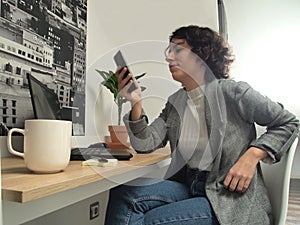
[[130, 100, 142, 121], [246, 147, 268, 162]]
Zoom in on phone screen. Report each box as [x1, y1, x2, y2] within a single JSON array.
[[114, 50, 130, 79]]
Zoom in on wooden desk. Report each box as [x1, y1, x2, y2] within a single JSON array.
[[1, 150, 171, 224]]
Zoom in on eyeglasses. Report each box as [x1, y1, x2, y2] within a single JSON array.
[[164, 44, 189, 57]]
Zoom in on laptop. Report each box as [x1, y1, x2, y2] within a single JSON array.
[[27, 74, 62, 120], [27, 74, 133, 161]]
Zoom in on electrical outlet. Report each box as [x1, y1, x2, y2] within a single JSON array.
[[90, 202, 99, 220]]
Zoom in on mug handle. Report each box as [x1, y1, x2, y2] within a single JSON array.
[[7, 128, 25, 158]]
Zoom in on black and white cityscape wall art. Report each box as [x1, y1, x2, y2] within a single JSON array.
[[0, 0, 87, 136]]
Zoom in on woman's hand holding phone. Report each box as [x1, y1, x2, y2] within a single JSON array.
[[116, 67, 142, 121], [113, 50, 138, 93], [116, 67, 141, 103], [114, 50, 143, 120]]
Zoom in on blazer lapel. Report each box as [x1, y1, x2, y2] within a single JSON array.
[[204, 80, 227, 172]]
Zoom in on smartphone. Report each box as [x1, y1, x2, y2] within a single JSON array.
[[113, 50, 137, 92]]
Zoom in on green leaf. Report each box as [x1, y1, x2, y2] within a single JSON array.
[[134, 72, 146, 80]]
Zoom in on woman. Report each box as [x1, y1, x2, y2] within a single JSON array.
[[104, 25, 299, 225]]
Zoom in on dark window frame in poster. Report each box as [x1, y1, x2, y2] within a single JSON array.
[[0, 0, 87, 136]]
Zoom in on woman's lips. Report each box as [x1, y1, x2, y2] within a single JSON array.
[[169, 64, 178, 72]]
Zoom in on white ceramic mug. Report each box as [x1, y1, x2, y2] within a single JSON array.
[[7, 120, 72, 173]]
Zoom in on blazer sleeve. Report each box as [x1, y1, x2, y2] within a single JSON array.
[[231, 81, 299, 162], [123, 102, 171, 153]]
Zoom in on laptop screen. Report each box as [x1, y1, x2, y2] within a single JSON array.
[[27, 74, 62, 120]]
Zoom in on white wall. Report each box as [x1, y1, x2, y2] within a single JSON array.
[[225, 0, 300, 177]]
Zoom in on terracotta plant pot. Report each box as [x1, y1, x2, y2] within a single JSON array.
[[108, 125, 129, 145]]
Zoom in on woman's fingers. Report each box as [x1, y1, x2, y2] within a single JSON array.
[[117, 67, 132, 91]]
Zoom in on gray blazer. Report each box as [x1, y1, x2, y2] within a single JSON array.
[[124, 79, 299, 225]]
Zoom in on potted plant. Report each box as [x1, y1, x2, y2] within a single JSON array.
[[96, 69, 146, 146]]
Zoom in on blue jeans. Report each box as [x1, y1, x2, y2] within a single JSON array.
[[105, 170, 219, 225]]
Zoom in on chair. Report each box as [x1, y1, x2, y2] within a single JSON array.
[[261, 137, 299, 225]]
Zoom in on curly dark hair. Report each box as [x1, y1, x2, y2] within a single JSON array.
[[169, 25, 234, 79]]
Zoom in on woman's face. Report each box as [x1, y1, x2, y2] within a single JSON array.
[[165, 38, 204, 89]]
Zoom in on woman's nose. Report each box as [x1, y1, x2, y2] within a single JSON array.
[[165, 52, 174, 63]]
